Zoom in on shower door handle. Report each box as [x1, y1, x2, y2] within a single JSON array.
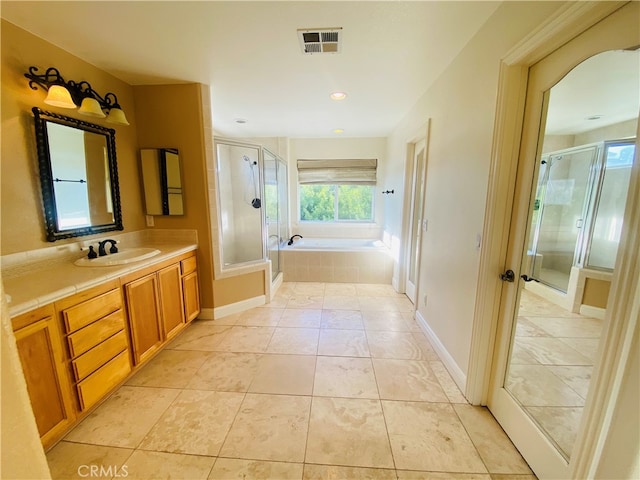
[[520, 274, 540, 283]]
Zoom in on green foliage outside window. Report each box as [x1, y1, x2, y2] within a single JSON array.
[[299, 184, 373, 222]]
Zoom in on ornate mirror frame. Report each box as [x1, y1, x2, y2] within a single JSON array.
[[33, 107, 124, 241]]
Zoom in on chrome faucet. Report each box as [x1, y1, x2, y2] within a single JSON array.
[[98, 239, 118, 257], [287, 234, 303, 245]]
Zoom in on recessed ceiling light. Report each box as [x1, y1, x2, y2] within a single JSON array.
[[333, 128, 344, 134], [586, 115, 603, 120], [330, 92, 347, 101], [235, 118, 248, 124]]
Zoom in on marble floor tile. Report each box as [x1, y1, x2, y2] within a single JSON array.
[[397, 472, 491, 480], [294, 282, 326, 295], [373, 359, 448, 402], [266, 327, 320, 354], [366, 331, 425, 360], [122, 450, 215, 479], [318, 329, 370, 357], [505, 364, 585, 407], [210, 458, 304, 479], [249, 354, 316, 395], [306, 397, 394, 468], [489, 475, 538, 480], [303, 464, 396, 479], [46, 441, 132, 480], [138, 390, 244, 456], [382, 400, 486, 473], [527, 316, 602, 338], [321, 309, 364, 330], [512, 337, 592, 366], [358, 296, 400, 312], [260, 294, 290, 309], [279, 309, 322, 328], [428, 362, 467, 403], [508, 344, 540, 365], [514, 318, 550, 337], [517, 291, 580, 318], [362, 311, 410, 331], [234, 308, 284, 326], [287, 295, 325, 309], [527, 406, 583, 458], [356, 284, 402, 297], [547, 365, 592, 399], [453, 405, 532, 474], [220, 394, 311, 462], [411, 333, 442, 361], [125, 349, 210, 389], [186, 352, 261, 392], [324, 283, 358, 296], [557, 337, 600, 363], [394, 296, 415, 312], [213, 326, 275, 353], [64, 386, 180, 448], [165, 324, 232, 351], [314, 356, 379, 399], [324, 295, 362, 310]]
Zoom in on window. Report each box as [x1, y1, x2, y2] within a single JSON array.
[[300, 184, 374, 222], [297, 159, 377, 222]]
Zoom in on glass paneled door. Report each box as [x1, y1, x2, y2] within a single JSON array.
[[263, 148, 288, 282]]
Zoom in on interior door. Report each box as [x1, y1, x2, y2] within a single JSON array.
[[488, 4, 639, 479], [405, 138, 427, 304]]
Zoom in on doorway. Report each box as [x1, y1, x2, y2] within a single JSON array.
[[405, 137, 428, 304], [479, 3, 639, 479]]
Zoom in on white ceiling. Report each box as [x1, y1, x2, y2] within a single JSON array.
[[2, 2, 637, 139], [1, 1, 501, 138]]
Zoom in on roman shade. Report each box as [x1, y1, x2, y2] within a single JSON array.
[[297, 159, 377, 185]]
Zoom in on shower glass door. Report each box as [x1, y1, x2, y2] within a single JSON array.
[[215, 140, 264, 267], [263, 149, 280, 281], [531, 147, 597, 291]]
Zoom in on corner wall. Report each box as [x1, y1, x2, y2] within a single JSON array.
[[383, 2, 565, 378]]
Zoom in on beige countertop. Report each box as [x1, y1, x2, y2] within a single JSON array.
[[3, 243, 197, 317]]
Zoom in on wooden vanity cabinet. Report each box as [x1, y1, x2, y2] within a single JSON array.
[[55, 280, 131, 412], [12, 304, 76, 449], [122, 251, 199, 365]]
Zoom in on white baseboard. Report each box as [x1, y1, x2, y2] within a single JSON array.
[[213, 295, 266, 318], [415, 310, 467, 395], [579, 304, 606, 320]]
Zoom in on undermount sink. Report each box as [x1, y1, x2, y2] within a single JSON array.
[[74, 247, 161, 267]]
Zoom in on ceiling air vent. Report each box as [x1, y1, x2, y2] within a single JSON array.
[[298, 28, 342, 55]]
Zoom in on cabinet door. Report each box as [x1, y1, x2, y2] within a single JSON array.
[[157, 263, 185, 339], [14, 313, 75, 448], [124, 274, 163, 365], [182, 270, 201, 322]]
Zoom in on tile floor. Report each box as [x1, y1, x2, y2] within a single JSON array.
[[47, 282, 537, 480], [506, 288, 603, 459]]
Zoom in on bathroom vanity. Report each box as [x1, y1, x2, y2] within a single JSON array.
[[5, 244, 200, 450]]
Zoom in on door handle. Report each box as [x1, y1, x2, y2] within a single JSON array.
[[520, 274, 540, 283], [500, 270, 515, 282]]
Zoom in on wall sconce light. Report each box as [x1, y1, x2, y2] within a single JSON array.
[[24, 66, 129, 126]]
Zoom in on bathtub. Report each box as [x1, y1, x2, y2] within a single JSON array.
[[286, 237, 386, 251], [281, 237, 392, 283]]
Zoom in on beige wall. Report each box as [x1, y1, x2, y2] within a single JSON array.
[[583, 278, 610, 309], [214, 271, 265, 307], [133, 84, 215, 308], [383, 2, 564, 375], [0, 20, 145, 254]]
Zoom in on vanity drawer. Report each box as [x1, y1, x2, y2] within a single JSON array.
[[72, 330, 128, 381], [76, 350, 130, 411], [181, 256, 197, 275], [63, 289, 123, 334], [67, 310, 125, 358]]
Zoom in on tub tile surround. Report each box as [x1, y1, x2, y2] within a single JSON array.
[[47, 281, 537, 480], [1, 229, 198, 316]]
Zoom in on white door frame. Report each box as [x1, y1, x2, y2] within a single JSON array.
[[467, 0, 638, 477], [398, 121, 430, 296]]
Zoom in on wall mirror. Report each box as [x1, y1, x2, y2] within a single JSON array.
[[33, 107, 123, 241], [140, 148, 184, 215]]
